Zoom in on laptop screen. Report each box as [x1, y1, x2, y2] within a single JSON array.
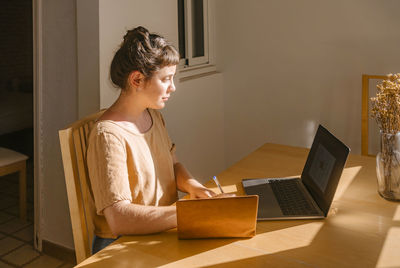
[[309, 143, 336, 193], [301, 125, 350, 216]]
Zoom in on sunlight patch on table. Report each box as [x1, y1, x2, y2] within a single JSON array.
[[116, 240, 162, 246], [376, 227, 400, 267], [242, 222, 324, 254], [393, 205, 400, 222], [333, 166, 361, 201]]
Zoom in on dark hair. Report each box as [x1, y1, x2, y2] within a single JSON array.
[[110, 26, 179, 89]]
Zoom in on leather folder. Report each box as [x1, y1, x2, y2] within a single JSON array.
[[176, 195, 259, 239]]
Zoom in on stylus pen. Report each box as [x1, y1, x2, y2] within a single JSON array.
[[212, 176, 224, 193]]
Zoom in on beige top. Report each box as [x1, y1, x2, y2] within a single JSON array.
[[86, 109, 178, 238]]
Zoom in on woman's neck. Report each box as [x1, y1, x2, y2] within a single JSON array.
[[103, 96, 152, 133], [110, 90, 146, 120], [100, 90, 152, 130]]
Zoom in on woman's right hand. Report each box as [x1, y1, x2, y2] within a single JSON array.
[[189, 183, 217, 199]]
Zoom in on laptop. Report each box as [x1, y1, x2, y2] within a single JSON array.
[[242, 125, 350, 220]]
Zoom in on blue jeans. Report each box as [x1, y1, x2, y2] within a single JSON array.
[[92, 235, 118, 254]]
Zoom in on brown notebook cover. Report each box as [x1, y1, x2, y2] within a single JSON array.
[[176, 195, 259, 239]]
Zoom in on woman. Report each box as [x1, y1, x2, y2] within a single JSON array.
[[87, 26, 217, 253]]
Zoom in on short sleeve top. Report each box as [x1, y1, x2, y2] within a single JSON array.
[[86, 109, 178, 238]]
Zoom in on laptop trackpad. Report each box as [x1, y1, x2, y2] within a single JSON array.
[[245, 183, 283, 219]]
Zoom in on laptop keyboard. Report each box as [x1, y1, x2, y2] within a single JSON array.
[[269, 179, 320, 216]]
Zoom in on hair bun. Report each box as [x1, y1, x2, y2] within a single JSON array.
[[123, 26, 149, 44]]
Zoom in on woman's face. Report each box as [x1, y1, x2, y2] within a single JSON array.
[[141, 65, 177, 109]]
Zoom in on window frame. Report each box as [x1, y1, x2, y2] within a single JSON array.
[[178, 0, 216, 80]]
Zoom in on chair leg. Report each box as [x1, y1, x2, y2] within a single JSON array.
[[19, 161, 27, 222]]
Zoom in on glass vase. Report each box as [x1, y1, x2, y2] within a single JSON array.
[[376, 132, 400, 201]]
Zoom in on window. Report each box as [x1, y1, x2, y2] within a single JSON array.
[[178, 0, 215, 79]]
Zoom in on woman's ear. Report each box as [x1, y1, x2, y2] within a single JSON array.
[[127, 71, 144, 90]]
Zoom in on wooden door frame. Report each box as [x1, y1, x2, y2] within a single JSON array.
[[33, 0, 43, 251], [361, 74, 387, 156]]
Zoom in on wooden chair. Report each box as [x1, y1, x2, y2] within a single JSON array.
[[361, 74, 387, 156], [59, 110, 105, 264], [0, 147, 28, 221]]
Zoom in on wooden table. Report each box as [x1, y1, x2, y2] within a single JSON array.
[[76, 143, 400, 268]]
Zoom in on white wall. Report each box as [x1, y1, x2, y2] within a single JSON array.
[[215, 0, 400, 167]]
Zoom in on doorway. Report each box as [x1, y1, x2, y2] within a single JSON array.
[[0, 0, 36, 257]]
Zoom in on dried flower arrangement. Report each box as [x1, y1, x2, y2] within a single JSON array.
[[371, 73, 400, 134], [370, 73, 400, 200]]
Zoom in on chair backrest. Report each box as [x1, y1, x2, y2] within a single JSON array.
[[59, 110, 105, 264], [361, 74, 386, 156]]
